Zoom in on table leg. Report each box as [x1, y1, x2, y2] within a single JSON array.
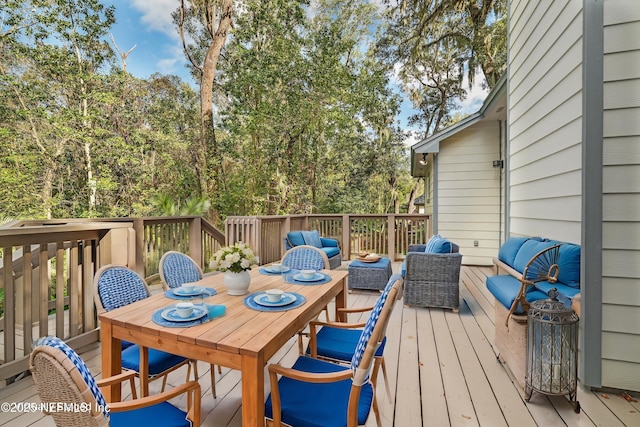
[[335, 277, 347, 322], [140, 346, 149, 397], [241, 354, 265, 427], [101, 322, 122, 402]]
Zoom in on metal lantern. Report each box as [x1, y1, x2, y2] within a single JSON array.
[[525, 288, 580, 413]]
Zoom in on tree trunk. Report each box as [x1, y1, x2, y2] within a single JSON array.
[[199, 0, 233, 217]]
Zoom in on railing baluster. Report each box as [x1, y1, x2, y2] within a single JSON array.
[[22, 245, 33, 356], [55, 242, 64, 339]]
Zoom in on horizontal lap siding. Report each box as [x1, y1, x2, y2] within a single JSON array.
[[601, 0, 640, 391], [508, 0, 583, 243], [437, 124, 501, 266]]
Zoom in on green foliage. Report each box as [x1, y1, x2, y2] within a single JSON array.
[[382, 0, 507, 136], [1, 0, 447, 222]]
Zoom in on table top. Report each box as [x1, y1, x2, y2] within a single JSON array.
[[98, 267, 348, 359]]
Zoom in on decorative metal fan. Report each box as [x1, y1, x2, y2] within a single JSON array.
[[505, 244, 561, 325]]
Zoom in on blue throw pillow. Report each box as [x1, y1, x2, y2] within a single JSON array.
[[498, 237, 529, 267], [425, 234, 453, 254], [287, 232, 306, 247], [513, 240, 556, 273], [301, 230, 323, 248], [556, 243, 581, 288]]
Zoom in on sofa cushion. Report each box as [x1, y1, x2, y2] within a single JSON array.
[[301, 230, 323, 248], [425, 234, 454, 254], [320, 246, 340, 259], [513, 240, 556, 273], [533, 281, 581, 308], [486, 275, 547, 313], [498, 237, 529, 268], [287, 232, 306, 247], [556, 243, 581, 288]]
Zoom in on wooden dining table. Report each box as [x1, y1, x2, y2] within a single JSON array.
[[99, 267, 348, 426]]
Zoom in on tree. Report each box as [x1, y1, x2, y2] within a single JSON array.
[[386, 0, 507, 89], [0, 0, 116, 218], [175, 0, 233, 219]]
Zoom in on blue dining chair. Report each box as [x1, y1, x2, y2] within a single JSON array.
[[265, 275, 402, 427], [93, 265, 194, 397], [159, 251, 204, 289], [281, 245, 331, 352], [306, 274, 404, 401], [158, 251, 222, 397], [30, 335, 201, 427]]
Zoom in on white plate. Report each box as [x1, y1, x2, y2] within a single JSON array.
[[173, 287, 204, 296], [253, 293, 296, 307], [161, 306, 207, 322], [264, 266, 291, 274], [293, 273, 325, 282]]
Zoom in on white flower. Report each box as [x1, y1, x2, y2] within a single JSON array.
[[210, 243, 258, 273]]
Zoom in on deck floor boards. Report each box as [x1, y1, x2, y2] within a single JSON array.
[[1, 264, 639, 426]]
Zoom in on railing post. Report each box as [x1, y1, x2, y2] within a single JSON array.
[[98, 227, 135, 269], [388, 215, 396, 261], [189, 217, 202, 268], [132, 219, 145, 278], [4, 247, 15, 363], [342, 215, 351, 260]]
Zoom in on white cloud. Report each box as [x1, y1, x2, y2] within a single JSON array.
[[131, 0, 179, 40]]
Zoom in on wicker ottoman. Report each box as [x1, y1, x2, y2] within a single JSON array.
[[348, 257, 392, 290]]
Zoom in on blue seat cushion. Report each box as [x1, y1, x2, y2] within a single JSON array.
[[110, 401, 191, 426], [265, 356, 373, 427], [320, 246, 340, 259], [513, 240, 557, 273], [425, 234, 454, 253], [307, 326, 385, 361], [301, 230, 323, 248], [287, 232, 306, 247], [533, 281, 580, 308], [401, 259, 407, 277], [121, 345, 188, 376], [486, 275, 547, 313]]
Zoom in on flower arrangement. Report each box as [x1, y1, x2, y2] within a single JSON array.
[[210, 242, 257, 273]]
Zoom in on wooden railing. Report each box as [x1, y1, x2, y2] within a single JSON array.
[[0, 216, 225, 385], [225, 214, 432, 265]]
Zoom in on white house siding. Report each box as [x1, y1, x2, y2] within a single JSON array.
[[436, 122, 502, 266], [601, 0, 640, 391], [508, 0, 583, 244]]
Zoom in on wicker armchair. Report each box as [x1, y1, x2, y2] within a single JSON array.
[[30, 336, 200, 427], [403, 244, 462, 310]]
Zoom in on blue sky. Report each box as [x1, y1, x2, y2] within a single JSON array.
[[105, 0, 488, 145]]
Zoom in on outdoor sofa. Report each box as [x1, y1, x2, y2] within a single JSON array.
[[485, 236, 581, 387]]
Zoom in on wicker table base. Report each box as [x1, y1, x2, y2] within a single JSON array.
[[348, 257, 392, 290]]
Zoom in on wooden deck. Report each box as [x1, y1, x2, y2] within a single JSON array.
[[1, 265, 639, 426]]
